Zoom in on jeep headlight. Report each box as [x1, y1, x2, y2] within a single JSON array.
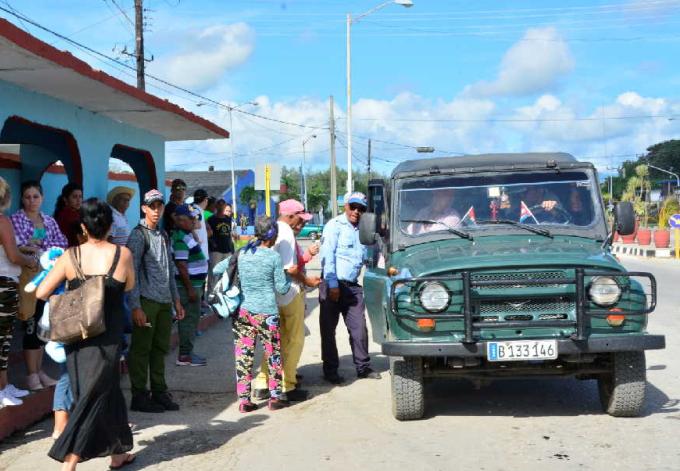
[[419, 281, 450, 312], [588, 276, 621, 306]]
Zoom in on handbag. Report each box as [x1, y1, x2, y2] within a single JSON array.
[[48, 247, 107, 344], [18, 265, 40, 320]]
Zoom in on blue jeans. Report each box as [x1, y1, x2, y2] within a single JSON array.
[[52, 364, 73, 412]]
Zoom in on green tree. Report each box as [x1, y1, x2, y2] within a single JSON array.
[[641, 139, 680, 181]]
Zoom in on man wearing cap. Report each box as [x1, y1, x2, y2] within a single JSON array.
[[107, 186, 135, 245], [252, 199, 320, 402], [163, 178, 186, 233], [319, 192, 380, 384], [171, 204, 209, 367], [127, 189, 185, 413]]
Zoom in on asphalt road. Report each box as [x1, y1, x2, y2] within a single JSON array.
[[1, 253, 678, 471]]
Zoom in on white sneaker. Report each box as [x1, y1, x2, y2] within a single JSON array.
[[0, 390, 23, 407], [2, 384, 29, 398]]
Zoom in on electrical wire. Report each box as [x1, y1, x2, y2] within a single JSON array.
[[0, 5, 329, 132]]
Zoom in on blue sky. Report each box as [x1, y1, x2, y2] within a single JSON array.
[[3, 0, 680, 175]]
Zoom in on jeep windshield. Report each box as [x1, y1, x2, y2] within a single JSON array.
[[396, 169, 607, 245]]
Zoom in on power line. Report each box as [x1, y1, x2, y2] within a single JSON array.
[[341, 114, 679, 124], [0, 5, 328, 132]]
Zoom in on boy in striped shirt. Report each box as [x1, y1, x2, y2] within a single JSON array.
[[172, 204, 209, 366]]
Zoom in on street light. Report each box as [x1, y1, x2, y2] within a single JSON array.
[[227, 101, 258, 218], [647, 163, 680, 197], [346, 0, 414, 194], [302, 134, 317, 209]]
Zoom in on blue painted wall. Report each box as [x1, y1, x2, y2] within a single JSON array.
[[0, 79, 165, 226]]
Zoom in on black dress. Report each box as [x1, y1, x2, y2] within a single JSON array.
[[49, 246, 133, 462]]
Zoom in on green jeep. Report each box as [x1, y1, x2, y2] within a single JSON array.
[[358, 153, 664, 420]]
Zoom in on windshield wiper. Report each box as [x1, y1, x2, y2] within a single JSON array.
[[401, 219, 473, 240], [477, 219, 553, 238]]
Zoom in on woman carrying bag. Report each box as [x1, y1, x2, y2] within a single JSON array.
[[37, 198, 136, 470], [11, 180, 68, 391]]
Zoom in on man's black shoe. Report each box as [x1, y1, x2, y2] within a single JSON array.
[[357, 368, 382, 380], [323, 372, 345, 385], [282, 389, 309, 402], [130, 392, 165, 413], [253, 388, 270, 400], [152, 391, 180, 411]]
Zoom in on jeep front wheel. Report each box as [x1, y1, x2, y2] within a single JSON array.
[[597, 351, 646, 417], [391, 357, 425, 421]]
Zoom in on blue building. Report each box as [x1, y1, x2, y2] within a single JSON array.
[[0, 18, 228, 225]]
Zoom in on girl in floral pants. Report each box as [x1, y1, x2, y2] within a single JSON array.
[[233, 309, 282, 407], [214, 216, 290, 412]]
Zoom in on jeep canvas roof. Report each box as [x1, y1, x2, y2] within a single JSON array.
[[391, 152, 591, 178]]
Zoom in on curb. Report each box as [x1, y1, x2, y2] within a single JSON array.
[[611, 243, 672, 258], [0, 386, 54, 441]]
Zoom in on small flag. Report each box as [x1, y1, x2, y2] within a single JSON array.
[[519, 201, 538, 224], [461, 206, 477, 224]]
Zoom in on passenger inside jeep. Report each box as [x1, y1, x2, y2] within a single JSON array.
[[403, 187, 461, 234]]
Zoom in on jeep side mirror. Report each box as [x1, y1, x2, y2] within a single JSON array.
[[615, 202, 636, 236], [359, 212, 378, 245]]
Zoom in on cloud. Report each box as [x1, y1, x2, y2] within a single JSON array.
[[465, 27, 574, 97], [165, 89, 680, 176], [506, 92, 680, 168], [152, 23, 255, 91]]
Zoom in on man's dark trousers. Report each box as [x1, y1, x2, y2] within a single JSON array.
[[319, 280, 370, 375]]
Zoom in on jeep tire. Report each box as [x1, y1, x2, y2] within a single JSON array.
[[597, 351, 646, 417], [391, 357, 425, 421]]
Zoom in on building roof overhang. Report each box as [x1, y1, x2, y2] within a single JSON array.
[[0, 18, 229, 141]]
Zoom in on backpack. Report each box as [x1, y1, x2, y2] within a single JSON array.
[[210, 249, 243, 319], [132, 224, 170, 282]]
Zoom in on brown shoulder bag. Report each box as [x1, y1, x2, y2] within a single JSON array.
[[49, 246, 108, 344]]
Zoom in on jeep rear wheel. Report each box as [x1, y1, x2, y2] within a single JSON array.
[[391, 357, 425, 421], [597, 351, 646, 417]]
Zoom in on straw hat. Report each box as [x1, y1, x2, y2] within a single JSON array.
[[107, 186, 135, 205]]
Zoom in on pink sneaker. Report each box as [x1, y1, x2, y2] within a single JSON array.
[[26, 373, 43, 391], [39, 371, 58, 387]]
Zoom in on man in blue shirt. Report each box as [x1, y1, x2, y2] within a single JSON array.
[[319, 192, 381, 384]]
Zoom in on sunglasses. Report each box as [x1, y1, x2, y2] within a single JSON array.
[[348, 203, 366, 213], [173, 185, 187, 191]]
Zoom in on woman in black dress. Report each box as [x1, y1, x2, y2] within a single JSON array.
[[37, 198, 136, 470]]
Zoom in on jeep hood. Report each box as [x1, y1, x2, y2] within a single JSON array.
[[391, 236, 620, 277]]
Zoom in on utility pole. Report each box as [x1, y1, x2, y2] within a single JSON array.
[[134, 0, 145, 90], [329, 95, 338, 217], [367, 139, 372, 182]]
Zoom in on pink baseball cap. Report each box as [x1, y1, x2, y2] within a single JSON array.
[[279, 199, 312, 221]]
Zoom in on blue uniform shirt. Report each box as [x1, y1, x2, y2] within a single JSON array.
[[320, 213, 367, 289]]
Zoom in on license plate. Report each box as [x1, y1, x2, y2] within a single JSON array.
[[487, 340, 558, 362]]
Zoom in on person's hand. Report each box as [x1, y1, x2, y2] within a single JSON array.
[[132, 308, 148, 327], [174, 300, 185, 320], [542, 200, 558, 211], [305, 276, 321, 288], [329, 287, 340, 302], [307, 243, 320, 256], [188, 287, 198, 303]]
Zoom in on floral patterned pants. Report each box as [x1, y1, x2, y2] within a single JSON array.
[[233, 308, 282, 403], [0, 278, 18, 371]]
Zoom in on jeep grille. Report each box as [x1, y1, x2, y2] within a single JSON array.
[[472, 270, 568, 289]]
